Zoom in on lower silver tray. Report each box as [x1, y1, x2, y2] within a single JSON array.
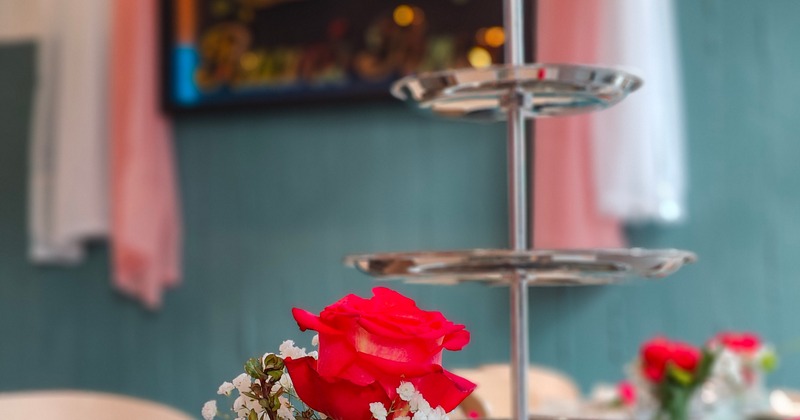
[[344, 248, 696, 286]]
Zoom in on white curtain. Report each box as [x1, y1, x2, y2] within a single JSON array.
[[28, 0, 111, 263], [592, 0, 687, 223]]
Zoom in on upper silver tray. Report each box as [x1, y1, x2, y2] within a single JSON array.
[[391, 64, 643, 121], [344, 248, 695, 286]]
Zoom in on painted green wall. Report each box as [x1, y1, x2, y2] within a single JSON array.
[[2, 0, 800, 415]]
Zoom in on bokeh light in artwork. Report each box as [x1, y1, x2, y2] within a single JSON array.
[[393, 5, 415, 27], [484, 26, 505, 47], [468, 46, 492, 68], [240, 52, 260, 71]]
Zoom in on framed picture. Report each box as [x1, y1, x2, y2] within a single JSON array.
[[161, 0, 528, 112]]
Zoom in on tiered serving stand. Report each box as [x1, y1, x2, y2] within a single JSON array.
[[345, 0, 696, 419]]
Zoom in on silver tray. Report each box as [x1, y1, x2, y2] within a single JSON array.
[[391, 64, 643, 121], [344, 248, 696, 286]]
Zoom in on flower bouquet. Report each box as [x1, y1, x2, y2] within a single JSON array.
[[203, 287, 477, 420], [627, 333, 777, 420], [630, 337, 715, 420], [702, 332, 778, 416]]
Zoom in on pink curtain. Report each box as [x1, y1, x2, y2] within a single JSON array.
[[110, 0, 182, 309], [533, 0, 624, 249]]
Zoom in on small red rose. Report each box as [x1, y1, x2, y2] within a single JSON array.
[[640, 337, 700, 383], [617, 381, 636, 407], [715, 332, 761, 354]]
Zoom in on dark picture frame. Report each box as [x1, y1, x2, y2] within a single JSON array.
[[160, 0, 533, 113]]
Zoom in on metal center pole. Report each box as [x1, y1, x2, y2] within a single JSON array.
[[504, 0, 530, 419]]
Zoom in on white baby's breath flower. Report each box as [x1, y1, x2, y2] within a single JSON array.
[[233, 395, 263, 417], [413, 405, 446, 420], [714, 349, 745, 387], [279, 372, 293, 390], [201, 400, 217, 420], [312, 334, 320, 346], [277, 396, 294, 420], [410, 392, 431, 413], [431, 406, 448, 420], [588, 384, 618, 405], [370, 402, 388, 420], [271, 383, 282, 394], [319, 413, 327, 419], [279, 340, 307, 359], [395, 416, 411, 420], [217, 381, 235, 396], [244, 397, 262, 412], [232, 373, 252, 393], [277, 405, 294, 420], [412, 410, 430, 420], [233, 396, 247, 417], [308, 351, 319, 359], [397, 382, 416, 402]]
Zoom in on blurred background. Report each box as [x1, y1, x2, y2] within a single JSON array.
[[1, 0, 800, 417]]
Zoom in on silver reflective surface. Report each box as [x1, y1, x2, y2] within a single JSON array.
[[344, 248, 696, 286], [390, 64, 643, 121]]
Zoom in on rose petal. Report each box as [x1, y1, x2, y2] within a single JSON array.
[[285, 356, 391, 420], [359, 316, 423, 340], [316, 331, 359, 378], [349, 353, 446, 399], [292, 308, 341, 335], [357, 351, 444, 377], [410, 370, 477, 412], [353, 323, 443, 364], [371, 287, 417, 309], [442, 329, 470, 351]]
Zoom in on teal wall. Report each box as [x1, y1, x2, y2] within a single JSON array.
[[3, 0, 800, 415]]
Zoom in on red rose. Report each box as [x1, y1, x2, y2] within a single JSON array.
[[715, 332, 761, 354], [640, 337, 700, 383], [642, 338, 673, 382], [671, 344, 701, 372], [617, 381, 636, 406], [287, 287, 476, 419]]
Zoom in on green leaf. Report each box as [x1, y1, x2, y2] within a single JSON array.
[[267, 369, 283, 381], [667, 364, 694, 386], [666, 387, 690, 420], [761, 351, 779, 372], [263, 354, 285, 371], [269, 394, 281, 411], [245, 358, 266, 380], [656, 385, 691, 420], [693, 348, 717, 386], [248, 410, 259, 420]]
